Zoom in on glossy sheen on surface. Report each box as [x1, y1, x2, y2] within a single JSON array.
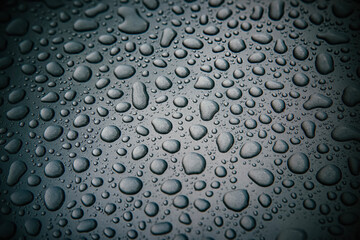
[[0, 0, 360, 239]]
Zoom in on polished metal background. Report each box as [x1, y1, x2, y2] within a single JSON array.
[[0, 0, 359, 239]]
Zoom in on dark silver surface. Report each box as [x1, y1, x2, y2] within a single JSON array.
[[0, 0, 359, 239]]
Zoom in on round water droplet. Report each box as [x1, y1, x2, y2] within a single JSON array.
[[100, 125, 121, 142], [316, 165, 342, 186], [240, 141, 262, 159], [44, 160, 65, 178], [44, 186, 65, 211], [223, 189, 249, 212], [161, 179, 182, 195], [182, 152, 206, 175], [152, 118, 173, 134], [248, 168, 274, 187], [287, 153, 310, 174], [119, 177, 143, 195]]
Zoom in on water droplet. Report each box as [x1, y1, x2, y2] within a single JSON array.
[[223, 189, 249, 212], [248, 168, 274, 187], [240, 141, 262, 159], [100, 125, 121, 142], [119, 177, 143, 194], [316, 165, 342, 186], [44, 186, 65, 211], [182, 152, 206, 175]]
